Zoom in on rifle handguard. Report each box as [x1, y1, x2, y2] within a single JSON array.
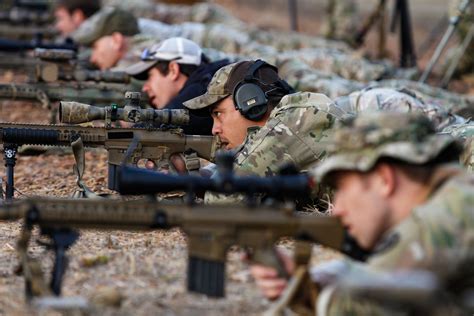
[[1, 127, 59, 145]]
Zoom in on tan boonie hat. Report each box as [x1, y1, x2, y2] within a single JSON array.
[[183, 60, 280, 110], [312, 112, 459, 183], [71, 7, 139, 46], [126, 37, 202, 80]]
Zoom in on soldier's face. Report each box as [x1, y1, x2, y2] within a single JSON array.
[[331, 171, 391, 250], [211, 97, 257, 150], [143, 67, 180, 109], [54, 7, 84, 37], [90, 36, 122, 70]]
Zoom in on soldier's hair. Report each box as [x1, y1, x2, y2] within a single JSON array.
[[55, 0, 101, 18], [154, 54, 209, 78]]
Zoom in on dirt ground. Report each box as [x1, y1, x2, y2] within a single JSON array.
[[0, 0, 472, 315]]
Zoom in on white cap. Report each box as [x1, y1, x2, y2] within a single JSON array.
[[126, 37, 202, 80]]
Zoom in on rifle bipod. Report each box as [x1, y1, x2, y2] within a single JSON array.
[[3, 143, 17, 200]]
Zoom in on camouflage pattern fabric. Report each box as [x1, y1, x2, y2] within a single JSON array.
[[312, 112, 459, 182], [333, 87, 467, 131], [441, 121, 474, 171], [205, 92, 348, 205], [71, 7, 139, 46], [108, 1, 351, 52], [134, 18, 387, 82], [374, 79, 474, 118], [322, 0, 358, 42], [273, 49, 392, 82]]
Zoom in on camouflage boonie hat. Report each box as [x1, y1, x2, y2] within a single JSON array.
[[183, 60, 280, 110], [71, 7, 139, 46], [312, 112, 459, 182]]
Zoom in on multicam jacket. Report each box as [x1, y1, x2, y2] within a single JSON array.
[[205, 91, 347, 205], [320, 167, 474, 315]]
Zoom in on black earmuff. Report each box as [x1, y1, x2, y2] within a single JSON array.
[[233, 60, 277, 121]]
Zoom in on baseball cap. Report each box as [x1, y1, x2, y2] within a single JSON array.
[[126, 37, 202, 80], [183, 60, 280, 110], [312, 112, 460, 183], [71, 7, 139, 46]]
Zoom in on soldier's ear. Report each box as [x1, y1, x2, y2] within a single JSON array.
[[111, 32, 125, 49], [374, 163, 396, 197], [168, 61, 181, 80]]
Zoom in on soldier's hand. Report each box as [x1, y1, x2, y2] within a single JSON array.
[[250, 264, 288, 300], [249, 249, 294, 300]]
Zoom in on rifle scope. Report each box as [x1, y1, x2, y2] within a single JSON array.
[[117, 153, 312, 199], [59, 101, 190, 126]]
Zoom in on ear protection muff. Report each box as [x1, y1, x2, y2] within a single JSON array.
[[233, 60, 278, 121]]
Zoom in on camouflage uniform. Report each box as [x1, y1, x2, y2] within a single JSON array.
[[311, 112, 474, 315], [322, 0, 358, 42], [134, 18, 388, 82], [184, 61, 348, 205], [109, 1, 351, 52], [441, 121, 474, 171], [273, 49, 392, 82], [333, 87, 467, 131], [374, 79, 474, 118], [230, 92, 345, 178]]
